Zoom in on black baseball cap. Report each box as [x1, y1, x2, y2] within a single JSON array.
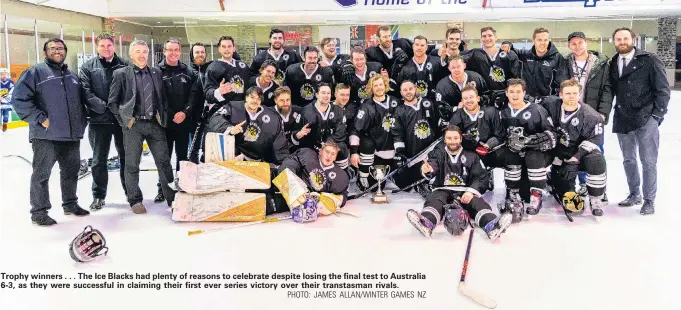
[[568, 32, 586, 42]]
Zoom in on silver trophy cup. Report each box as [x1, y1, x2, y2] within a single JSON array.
[[369, 165, 391, 204]]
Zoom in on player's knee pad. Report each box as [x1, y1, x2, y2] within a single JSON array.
[[585, 172, 606, 195], [504, 165, 522, 183]]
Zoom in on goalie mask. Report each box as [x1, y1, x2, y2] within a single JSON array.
[[69, 225, 108, 263], [561, 192, 584, 215]]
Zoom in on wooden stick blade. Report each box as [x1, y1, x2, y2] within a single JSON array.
[[459, 283, 497, 309]]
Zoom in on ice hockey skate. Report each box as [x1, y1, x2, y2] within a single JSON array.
[[407, 209, 434, 238]]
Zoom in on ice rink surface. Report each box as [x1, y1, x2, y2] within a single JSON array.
[[1, 93, 680, 310]]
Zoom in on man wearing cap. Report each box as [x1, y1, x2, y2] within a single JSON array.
[[564, 31, 613, 201]]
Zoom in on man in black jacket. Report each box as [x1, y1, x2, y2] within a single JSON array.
[[154, 38, 198, 202], [13, 38, 90, 226], [517, 27, 569, 99], [187, 42, 212, 163], [108, 40, 175, 214], [610, 27, 670, 215], [80, 34, 130, 211]]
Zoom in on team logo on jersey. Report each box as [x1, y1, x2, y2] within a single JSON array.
[[414, 120, 431, 140], [489, 65, 506, 83], [301, 83, 315, 101], [315, 74, 322, 81], [423, 100, 431, 108], [268, 92, 274, 99], [542, 60, 550, 67], [329, 171, 337, 180], [460, 155, 467, 164], [523, 111, 532, 120], [444, 172, 464, 186], [243, 123, 261, 142], [358, 85, 369, 100], [369, 71, 377, 77], [294, 112, 301, 123], [239, 62, 246, 69], [217, 106, 228, 115], [180, 77, 187, 83], [337, 59, 343, 65], [231, 76, 245, 94], [415, 80, 428, 97], [308, 168, 327, 191], [478, 110, 484, 118], [262, 115, 271, 123], [391, 100, 398, 107], [571, 118, 579, 126], [382, 116, 394, 132], [499, 52, 507, 58], [283, 54, 290, 61], [558, 127, 570, 147], [469, 81, 477, 89], [426, 62, 432, 71], [357, 110, 365, 120], [329, 112, 335, 119], [275, 70, 285, 85]]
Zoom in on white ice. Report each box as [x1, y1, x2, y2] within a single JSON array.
[[1, 92, 680, 310]]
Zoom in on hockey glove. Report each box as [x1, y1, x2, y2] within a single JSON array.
[[507, 127, 526, 153], [394, 147, 407, 167], [394, 48, 409, 65], [443, 201, 470, 236], [525, 131, 556, 152], [341, 61, 355, 83], [437, 103, 454, 121]]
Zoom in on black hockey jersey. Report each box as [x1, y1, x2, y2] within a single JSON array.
[[270, 105, 303, 153], [249, 49, 303, 85], [461, 48, 521, 91], [434, 71, 489, 109], [284, 64, 335, 107], [366, 38, 414, 79], [426, 147, 489, 196], [292, 102, 347, 151], [499, 101, 554, 137], [249, 75, 279, 107], [448, 105, 505, 152], [341, 62, 382, 104], [396, 56, 448, 100], [204, 59, 250, 104], [351, 96, 401, 154], [516, 43, 569, 98], [204, 101, 290, 164], [392, 98, 440, 157], [278, 148, 349, 207], [336, 101, 360, 137], [541, 97, 604, 161], [320, 54, 350, 86]]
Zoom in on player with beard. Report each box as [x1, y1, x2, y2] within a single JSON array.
[[319, 37, 350, 85], [542, 79, 607, 217], [391, 80, 439, 196], [340, 47, 384, 105], [284, 46, 334, 107], [268, 142, 349, 215], [292, 83, 349, 170], [204, 87, 289, 164], [366, 25, 413, 86], [394, 35, 448, 101], [349, 74, 400, 191], [435, 55, 488, 121], [249, 60, 279, 107], [269, 86, 302, 154], [499, 79, 556, 223], [429, 27, 465, 61], [204, 36, 250, 105], [462, 27, 521, 93], [406, 125, 512, 240], [250, 28, 302, 85], [516, 28, 569, 99]]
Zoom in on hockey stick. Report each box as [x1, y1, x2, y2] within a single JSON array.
[[188, 216, 292, 236], [3, 155, 32, 165], [349, 177, 428, 200], [459, 229, 497, 309]]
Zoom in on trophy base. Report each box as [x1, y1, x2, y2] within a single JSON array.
[[371, 193, 389, 204]]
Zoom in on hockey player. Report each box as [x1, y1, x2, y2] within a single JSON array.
[[391, 80, 439, 194], [292, 83, 349, 170], [333, 83, 357, 131], [543, 79, 607, 217], [394, 35, 448, 101], [516, 28, 569, 99], [461, 27, 521, 92], [429, 27, 465, 61], [204, 86, 290, 164], [249, 28, 302, 85], [269, 142, 350, 215], [249, 60, 279, 107], [448, 84, 506, 170], [349, 74, 400, 190], [406, 125, 512, 240], [434, 55, 488, 120], [269, 86, 302, 154], [284, 46, 335, 107], [319, 37, 350, 85], [340, 46, 384, 105], [204, 36, 250, 105], [365, 25, 413, 83], [499, 79, 556, 222]]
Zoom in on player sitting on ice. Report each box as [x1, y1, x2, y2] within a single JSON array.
[[542, 79, 607, 217], [269, 141, 350, 218], [499, 79, 556, 222], [406, 125, 512, 241], [204, 86, 290, 164]]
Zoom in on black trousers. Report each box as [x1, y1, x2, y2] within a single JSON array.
[[88, 123, 126, 199], [357, 137, 396, 190], [29, 139, 80, 216], [421, 189, 496, 228], [122, 120, 175, 206], [481, 146, 509, 169], [551, 153, 607, 198], [157, 125, 190, 193]]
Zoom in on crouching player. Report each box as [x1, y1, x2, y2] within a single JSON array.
[[269, 141, 350, 216], [543, 80, 607, 217], [406, 125, 512, 241]]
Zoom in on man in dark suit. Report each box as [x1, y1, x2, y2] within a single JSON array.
[[108, 40, 175, 214], [610, 27, 670, 215]]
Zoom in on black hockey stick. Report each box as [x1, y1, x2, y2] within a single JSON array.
[[3, 155, 32, 165], [459, 228, 497, 309], [348, 177, 428, 200]]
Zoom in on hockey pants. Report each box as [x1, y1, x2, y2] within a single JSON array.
[[357, 138, 395, 191], [421, 190, 497, 228], [505, 149, 553, 195], [551, 153, 607, 198]]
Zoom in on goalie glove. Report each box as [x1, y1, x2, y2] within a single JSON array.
[[525, 131, 556, 152]]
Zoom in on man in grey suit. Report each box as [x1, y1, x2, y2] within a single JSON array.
[[108, 40, 175, 214]]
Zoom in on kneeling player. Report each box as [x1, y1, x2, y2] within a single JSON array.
[[543, 80, 606, 217], [406, 125, 512, 241], [269, 142, 350, 215]]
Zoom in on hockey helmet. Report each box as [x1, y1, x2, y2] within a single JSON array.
[[69, 225, 109, 263], [562, 192, 584, 214]]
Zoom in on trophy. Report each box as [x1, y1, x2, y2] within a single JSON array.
[[369, 165, 391, 204]]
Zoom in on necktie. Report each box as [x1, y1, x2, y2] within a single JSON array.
[[621, 58, 628, 77]]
